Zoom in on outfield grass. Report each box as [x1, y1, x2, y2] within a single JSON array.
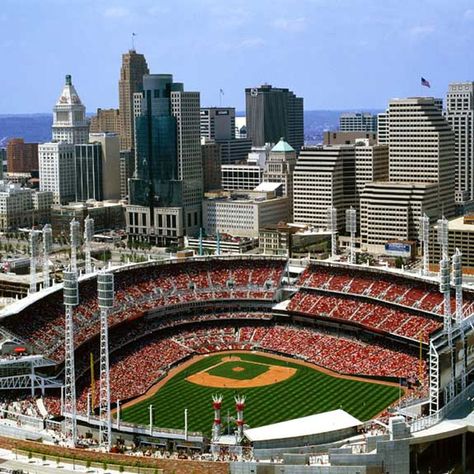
[[120, 352, 401, 435], [207, 360, 270, 380]]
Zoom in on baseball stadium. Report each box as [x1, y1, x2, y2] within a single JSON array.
[[0, 254, 473, 473]]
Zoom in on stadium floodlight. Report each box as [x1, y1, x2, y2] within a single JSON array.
[[439, 258, 452, 333], [84, 216, 94, 274], [42, 224, 53, 289], [326, 206, 338, 260], [437, 216, 449, 260], [63, 270, 79, 446], [452, 249, 463, 324], [235, 395, 246, 443], [70, 219, 81, 273], [98, 272, 114, 451], [212, 394, 223, 442], [29, 230, 42, 294], [345, 207, 357, 264], [419, 214, 430, 276]]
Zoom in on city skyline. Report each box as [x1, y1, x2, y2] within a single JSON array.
[[1, 0, 474, 114]]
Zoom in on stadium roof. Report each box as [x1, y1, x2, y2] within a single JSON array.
[[244, 409, 361, 442]]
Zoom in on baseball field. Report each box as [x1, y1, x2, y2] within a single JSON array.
[[119, 351, 401, 435]]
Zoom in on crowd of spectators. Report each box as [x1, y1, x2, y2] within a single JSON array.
[[288, 290, 441, 342], [298, 265, 474, 318], [0, 260, 284, 361], [40, 321, 424, 417]]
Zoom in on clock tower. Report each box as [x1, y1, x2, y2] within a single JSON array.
[[52, 75, 89, 144]]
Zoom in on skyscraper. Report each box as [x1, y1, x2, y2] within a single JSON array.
[[126, 74, 203, 244], [360, 97, 456, 253], [90, 108, 120, 134], [74, 143, 103, 202], [118, 50, 149, 151], [52, 75, 89, 144], [445, 82, 474, 205], [245, 84, 304, 152]]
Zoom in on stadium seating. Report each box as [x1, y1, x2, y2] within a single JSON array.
[[0, 260, 284, 361], [288, 290, 442, 342]]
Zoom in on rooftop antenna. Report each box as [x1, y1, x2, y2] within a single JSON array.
[[131, 32, 136, 51], [219, 88, 224, 107]]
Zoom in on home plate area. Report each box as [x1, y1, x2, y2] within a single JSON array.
[[186, 356, 297, 388]]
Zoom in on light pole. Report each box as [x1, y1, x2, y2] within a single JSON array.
[[149, 404, 153, 436]]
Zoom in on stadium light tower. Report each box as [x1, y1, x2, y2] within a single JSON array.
[[419, 214, 430, 276], [452, 249, 463, 325], [326, 206, 338, 260], [84, 216, 94, 274], [345, 207, 357, 264], [235, 395, 245, 443], [63, 270, 79, 446], [439, 257, 452, 333], [437, 216, 449, 260], [97, 272, 114, 451], [29, 230, 42, 293], [70, 219, 81, 273], [42, 224, 53, 289], [212, 394, 223, 442]]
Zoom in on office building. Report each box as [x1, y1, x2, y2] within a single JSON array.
[[118, 49, 149, 151], [89, 133, 121, 200], [245, 84, 304, 151], [90, 108, 120, 134], [127, 74, 202, 244], [354, 142, 389, 198], [200, 107, 235, 140], [74, 143, 103, 202], [119, 150, 134, 199], [263, 138, 297, 218], [203, 184, 288, 238], [217, 138, 252, 164], [339, 113, 377, 132], [293, 146, 356, 231], [360, 97, 456, 253], [324, 131, 377, 146], [39, 142, 76, 205], [445, 82, 474, 204], [52, 75, 89, 144], [377, 112, 389, 144], [201, 140, 221, 192], [6, 139, 39, 173], [0, 182, 52, 231], [221, 164, 263, 191]]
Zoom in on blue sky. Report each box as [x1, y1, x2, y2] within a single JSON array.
[[1, 0, 473, 113]]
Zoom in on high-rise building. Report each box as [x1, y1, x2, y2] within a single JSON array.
[[201, 140, 222, 192], [376, 111, 389, 144], [221, 164, 263, 191], [445, 82, 474, 204], [118, 50, 149, 151], [200, 107, 252, 163], [339, 113, 377, 132], [0, 148, 5, 180], [263, 138, 297, 219], [324, 131, 377, 146], [74, 143, 103, 202], [293, 146, 356, 230], [245, 84, 304, 152], [6, 138, 39, 173], [90, 108, 120, 134], [52, 75, 89, 144], [387, 98, 455, 216], [360, 97, 456, 253], [200, 107, 235, 140], [38, 142, 76, 205], [89, 133, 121, 200], [126, 74, 203, 244], [119, 150, 134, 199]]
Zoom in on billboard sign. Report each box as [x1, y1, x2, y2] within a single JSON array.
[[384, 242, 412, 258]]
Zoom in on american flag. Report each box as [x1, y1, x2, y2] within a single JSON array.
[[421, 77, 431, 88]]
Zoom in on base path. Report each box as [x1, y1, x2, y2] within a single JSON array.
[[186, 356, 296, 388]]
